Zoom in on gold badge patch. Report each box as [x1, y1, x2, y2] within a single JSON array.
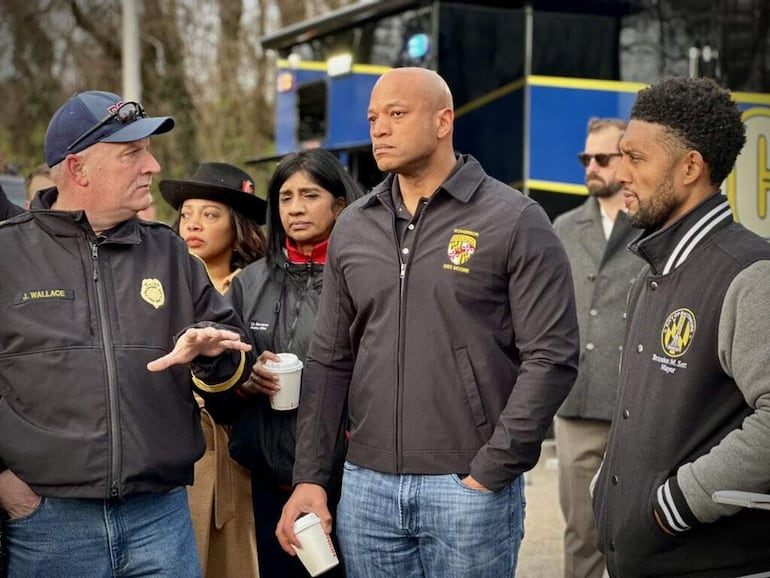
[[660, 308, 695, 358], [141, 278, 165, 309]]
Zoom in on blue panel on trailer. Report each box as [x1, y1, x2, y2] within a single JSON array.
[[326, 73, 380, 148], [275, 68, 327, 153], [528, 84, 637, 188], [454, 89, 525, 186]]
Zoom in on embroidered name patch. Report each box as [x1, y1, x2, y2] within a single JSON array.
[[16, 289, 75, 304]]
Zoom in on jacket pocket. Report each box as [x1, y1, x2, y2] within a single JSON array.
[[454, 346, 488, 427]]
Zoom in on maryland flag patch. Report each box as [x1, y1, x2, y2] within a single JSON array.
[[141, 278, 165, 309], [443, 229, 478, 274], [660, 308, 695, 358]]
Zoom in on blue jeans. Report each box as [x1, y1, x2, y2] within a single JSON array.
[[5, 487, 201, 577], [337, 463, 525, 578]]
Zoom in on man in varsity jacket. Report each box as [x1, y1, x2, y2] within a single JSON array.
[[593, 77, 770, 577]]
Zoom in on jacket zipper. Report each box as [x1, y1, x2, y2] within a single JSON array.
[[91, 240, 122, 499], [395, 199, 427, 472]]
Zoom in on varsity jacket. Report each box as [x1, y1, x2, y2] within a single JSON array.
[[0, 190, 249, 499], [554, 198, 643, 421], [293, 155, 579, 492], [593, 193, 770, 577]]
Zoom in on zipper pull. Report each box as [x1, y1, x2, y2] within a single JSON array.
[[91, 242, 99, 281]]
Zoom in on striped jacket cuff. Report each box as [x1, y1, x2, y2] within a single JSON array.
[[654, 476, 697, 534]]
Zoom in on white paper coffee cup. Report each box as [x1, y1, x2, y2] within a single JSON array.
[[292, 513, 340, 577], [264, 353, 303, 411]]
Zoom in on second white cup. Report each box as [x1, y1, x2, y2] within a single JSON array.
[[292, 513, 340, 576], [264, 352, 303, 411]]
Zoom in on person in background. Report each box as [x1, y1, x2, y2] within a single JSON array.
[[552, 118, 642, 578], [276, 67, 579, 578], [24, 164, 54, 208], [593, 76, 770, 577], [0, 90, 252, 577], [227, 148, 362, 578], [0, 185, 23, 220], [160, 162, 267, 577]]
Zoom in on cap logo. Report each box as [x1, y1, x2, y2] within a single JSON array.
[[241, 179, 255, 194], [107, 101, 128, 115]]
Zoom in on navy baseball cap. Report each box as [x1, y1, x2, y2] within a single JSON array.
[[44, 91, 175, 167]]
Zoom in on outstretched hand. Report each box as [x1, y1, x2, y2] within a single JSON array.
[[147, 326, 251, 372]]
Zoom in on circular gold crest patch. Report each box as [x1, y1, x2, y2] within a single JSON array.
[[660, 308, 696, 358]]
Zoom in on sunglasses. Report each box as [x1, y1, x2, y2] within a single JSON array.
[[66, 101, 146, 152], [577, 153, 621, 168]]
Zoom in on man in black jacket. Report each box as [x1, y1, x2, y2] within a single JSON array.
[[277, 67, 578, 577], [0, 91, 251, 577]]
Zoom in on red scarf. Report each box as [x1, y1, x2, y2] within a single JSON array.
[[285, 237, 328, 264]]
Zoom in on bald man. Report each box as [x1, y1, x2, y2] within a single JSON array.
[[277, 68, 579, 577]]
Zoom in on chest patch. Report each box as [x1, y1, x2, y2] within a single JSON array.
[[16, 289, 75, 304], [141, 278, 165, 309], [660, 308, 696, 358], [443, 229, 478, 274]]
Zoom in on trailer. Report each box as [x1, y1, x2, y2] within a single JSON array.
[[253, 0, 770, 237]]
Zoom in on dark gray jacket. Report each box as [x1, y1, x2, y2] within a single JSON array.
[[293, 155, 579, 492], [553, 198, 643, 421], [0, 190, 250, 499]]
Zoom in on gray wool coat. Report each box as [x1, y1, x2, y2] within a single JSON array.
[[553, 197, 643, 421]]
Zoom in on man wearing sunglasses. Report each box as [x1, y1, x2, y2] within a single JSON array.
[[0, 91, 253, 577], [552, 118, 643, 578]]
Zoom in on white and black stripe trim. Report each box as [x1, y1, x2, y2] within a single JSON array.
[[663, 200, 733, 275], [657, 479, 691, 532]]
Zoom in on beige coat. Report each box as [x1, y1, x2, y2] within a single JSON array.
[[188, 395, 259, 577]]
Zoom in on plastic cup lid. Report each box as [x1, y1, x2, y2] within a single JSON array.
[[293, 513, 321, 533], [264, 352, 303, 373]]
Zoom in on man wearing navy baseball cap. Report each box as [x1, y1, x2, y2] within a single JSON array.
[[0, 91, 254, 577]]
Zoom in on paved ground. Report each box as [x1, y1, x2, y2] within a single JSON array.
[[517, 442, 565, 578]]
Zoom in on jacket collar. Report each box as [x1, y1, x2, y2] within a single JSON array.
[[362, 154, 487, 210], [630, 193, 734, 275], [31, 187, 143, 245]]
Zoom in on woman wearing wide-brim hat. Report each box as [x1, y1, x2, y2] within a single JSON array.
[[161, 162, 267, 293], [161, 162, 267, 578]]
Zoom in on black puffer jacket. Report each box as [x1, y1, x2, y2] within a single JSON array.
[[227, 252, 345, 488]]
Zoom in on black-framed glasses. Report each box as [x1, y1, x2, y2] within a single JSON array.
[[577, 153, 621, 168], [66, 101, 146, 152]]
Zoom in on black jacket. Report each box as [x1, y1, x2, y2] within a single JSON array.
[[0, 190, 250, 499], [294, 155, 578, 491], [227, 253, 338, 487]]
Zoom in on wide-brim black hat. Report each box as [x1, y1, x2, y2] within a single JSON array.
[[160, 162, 267, 224]]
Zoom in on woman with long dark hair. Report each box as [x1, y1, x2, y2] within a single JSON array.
[[228, 149, 363, 578]]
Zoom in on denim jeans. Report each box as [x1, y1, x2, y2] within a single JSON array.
[[5, 487, 201, 577], [337, 463, 525, 578]]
